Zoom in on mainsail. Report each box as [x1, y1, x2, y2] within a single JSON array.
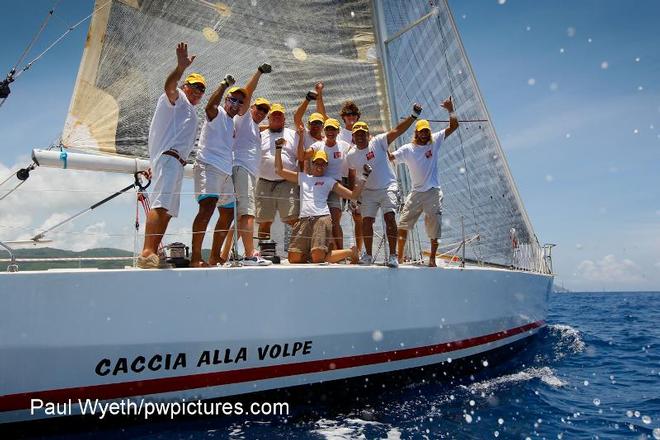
[[61, 0, 546, 271]]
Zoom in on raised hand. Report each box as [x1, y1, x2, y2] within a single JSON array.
[[315, 82, 324, 93], [441, 96, 454, 112], [258, 63, 272, 74], [222, 74, 235, 87], [176, 42, 195, 70], [306, 90, 318, 101], [275, 138, 286, 149], [412, 103, 423, 118]]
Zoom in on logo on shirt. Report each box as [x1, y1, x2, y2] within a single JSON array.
[[314, 181, 325, 186], [366, 151, 375, 161], [333, 151, 342, 159], [425, 149, 433, 159]]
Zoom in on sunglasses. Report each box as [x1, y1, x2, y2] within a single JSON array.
[[227, 96, 244, 106], [256, 105, 270, 113], [310, 121, 324, 126], [187, 83, 206, 93]]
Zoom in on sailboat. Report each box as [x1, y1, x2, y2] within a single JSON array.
[[0, 0, 553, 424]]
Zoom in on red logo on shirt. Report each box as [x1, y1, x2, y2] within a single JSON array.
[[334, 151, 342, 159], [425, 149, 433, 158], [314, 181, 325, 186], [366, 151, 375, 161]]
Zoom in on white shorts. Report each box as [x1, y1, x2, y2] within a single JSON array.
[[193, 161, 234, 206], [360, 188, 398, 218], [150, 154, 184, 218]]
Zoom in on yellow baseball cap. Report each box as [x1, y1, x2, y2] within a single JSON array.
[[254, 97, 271, 108], [185, 73, 206, 87], [352, 121, 369, 133], [415, 119, 431, 132], [269, 103, 285, 114], [323, 118, 341, 130], [312, 149, 328, 163], [308, 112, 325, 123], [227, 86, 247, 96]]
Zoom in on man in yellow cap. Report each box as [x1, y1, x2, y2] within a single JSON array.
[[274, 130, 372, 264], [299, 117, 352, 250], [188, 63, 271, 267], [138, 42, 205, 269], [256, 102, 301, 246], [228, 63, 273, 266], [345, 103, 422, 268], [389, 97, 458, 267]]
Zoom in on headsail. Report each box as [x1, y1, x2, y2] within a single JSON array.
[[61, 0, 545, 271]]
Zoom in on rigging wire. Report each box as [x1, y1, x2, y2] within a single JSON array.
[[0, 0, 112, 109]]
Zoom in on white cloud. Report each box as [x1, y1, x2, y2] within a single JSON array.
[[576, 254, 644, 283], [0, 159, 135, 250]]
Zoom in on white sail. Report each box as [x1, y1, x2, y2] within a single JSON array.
[[57, 0, 546, 271]]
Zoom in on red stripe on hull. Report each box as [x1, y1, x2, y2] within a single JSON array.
[[0, 320, 544, 412]]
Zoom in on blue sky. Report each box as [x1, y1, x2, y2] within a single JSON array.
[[0, 1, 658, 291]]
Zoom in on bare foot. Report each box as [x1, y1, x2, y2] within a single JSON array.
[[190, 260, 210, 268], [350, 246, 359, 264]]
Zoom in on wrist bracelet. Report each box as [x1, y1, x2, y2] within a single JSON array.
[[449, 112, 456, 118], [410, 113, 418, 119]]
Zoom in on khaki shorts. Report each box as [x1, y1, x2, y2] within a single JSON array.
[[398, 188, 443, 239], [255, 179, 300, 223], [232, 165, 256, 217], [361, 188, 397, 218], [289, 215, 333, 262], [151, 154, 184, 218], [193, 161, 234, 206]]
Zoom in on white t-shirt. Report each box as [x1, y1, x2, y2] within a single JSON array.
[[232, 112, 261, 176], [310, 140, 351, 181], [195, 106, 234, 175], [303, 129, 322, 149], [392, 130, 446, 192], [346, 133, 396, 191], [339, 127, 353, 145], [298, 173, 336, 217], [259, 128, 298, 181], [147, 89, 199, 160]]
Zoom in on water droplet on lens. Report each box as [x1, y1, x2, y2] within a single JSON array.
[[464, 414, 473, 423], [498, 418, 504, 425], [642, 415, 651, 424], [583, 380, 589, 386], [652, 427, 660, 439], [593, 398, 600, 406]]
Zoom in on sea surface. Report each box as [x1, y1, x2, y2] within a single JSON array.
[[21, 292, 660, 439]]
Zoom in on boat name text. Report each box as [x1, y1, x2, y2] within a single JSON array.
[[95, 340, 313, 376]]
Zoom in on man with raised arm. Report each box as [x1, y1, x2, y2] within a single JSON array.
[[138, 42, 205, 269], [256, 103, 300, 242], [276, 130, 371, 264], [389, 97, 458, 267], [188, 73, 240, 267], [231, 64, 273, 266], [346, 103, 423, 268], [293, 82, 327, 159], [298, 118, 351, 250]]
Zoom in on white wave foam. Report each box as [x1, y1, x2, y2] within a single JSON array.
[[466, 366, 567, 392], [548, 324, 586, 359], [313, 417, 386, 439]]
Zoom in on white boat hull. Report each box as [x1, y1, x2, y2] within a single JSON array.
[[0, 264, 551, 423]]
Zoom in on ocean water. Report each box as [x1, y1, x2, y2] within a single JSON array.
[[21, 292, 660, 439]]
